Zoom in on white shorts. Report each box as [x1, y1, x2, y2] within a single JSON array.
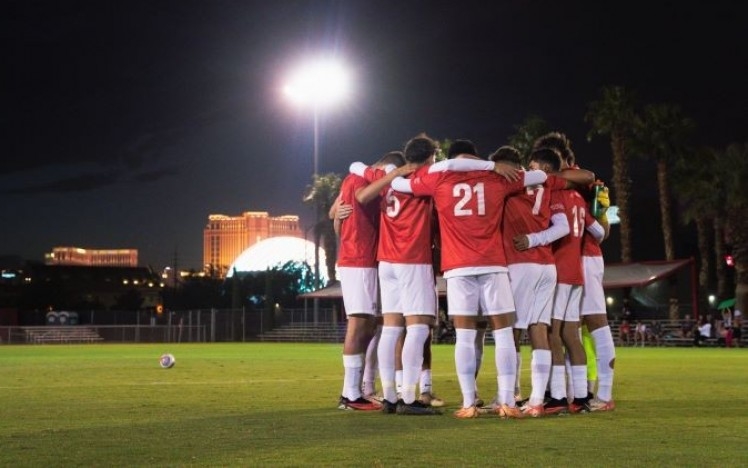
[[339, 266, 379, 316], [446, 272, 515, 317], [379, 262, 436, 317], [553, 283, 583, 322], [581, 256, 606, 316], [508, 263, 556, 329]]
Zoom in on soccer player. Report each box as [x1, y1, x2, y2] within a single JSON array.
[[391, 143, 549, 419], [442, 139, 490, 407], [535, 132, 617, 411], [495, 146, 567, 416], [581, 184, 617, 411], [333, 151, 410, 411], [529, 147, 605, 414], [350, 134, 441, 415]]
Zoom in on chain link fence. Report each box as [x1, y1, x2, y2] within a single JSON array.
[[0, 306, 341, 344]]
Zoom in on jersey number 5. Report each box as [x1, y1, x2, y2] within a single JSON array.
[[453, 182, 485, 217]]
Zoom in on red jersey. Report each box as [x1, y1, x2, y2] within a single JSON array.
[[410, 170, 527, 272], [551, 189, 595, 285], [336, 173, 381, 268], [365, 165, 433, 264], [503, 175, 567, 265]]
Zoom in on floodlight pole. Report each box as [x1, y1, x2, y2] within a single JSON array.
[[312, 105, 320, 324]]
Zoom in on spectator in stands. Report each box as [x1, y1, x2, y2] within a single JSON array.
[[693, 316, 712, 347], [680, 314, 694, 338], [621, 299, 633, 322], [721, 308, 733, 348], [634, 321, 647, 347], [648, 321, 663, 346], [733, 309, 742, 347], [618, 320, 632, 346]]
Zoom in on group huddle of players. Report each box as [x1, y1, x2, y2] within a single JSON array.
[[332, 131, 616, 418]]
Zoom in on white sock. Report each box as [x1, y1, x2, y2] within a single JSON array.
[[455, 328, 477, 408], [565, 355, 574, 400], [592, 326, 616, 402], [342, 353, 364, 400], [493, 327, 517, 406], [515, 351, 523, 397], [362, 326, 381, 396], [419, 369, 432, 395], [550, 365, 567, 400], [401, 324, 429, 404], [377, 326, 403, 403], [530, 349, 551, 406], [475, 331, 484, 398], [571, 365, 588, 399], [396, 370, 403, 396]]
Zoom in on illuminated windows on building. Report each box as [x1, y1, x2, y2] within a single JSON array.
[[202, 211, 302, 277], [45, 247, 138, 267]]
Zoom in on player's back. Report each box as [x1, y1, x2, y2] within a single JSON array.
[[503, 184, 555, 265], [337, 174, 381, 268], [551, 189, 588, 284], [425, 170, 524, 271], [376, 165, 433, 264]]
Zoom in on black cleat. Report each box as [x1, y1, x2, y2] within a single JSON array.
[[569, 397, 591, 414], [381, 399, 398, 414], [543, 397, 569, 415], [396, 399, 442, 415]]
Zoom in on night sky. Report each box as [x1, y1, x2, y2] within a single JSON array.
[[3, 0, 747, 269]]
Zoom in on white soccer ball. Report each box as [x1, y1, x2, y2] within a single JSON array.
[[159, 353, 176, 369]]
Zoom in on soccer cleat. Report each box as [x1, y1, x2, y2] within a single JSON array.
[[568, 397, 591, 414], [453, 406, 480, 419], [396, 400, 442, 415], [543, 397, 569, 415], [521, 404, 545, 418], [474, 393, 485, 408], [420, 392, 445, 407], [364, 392, 384, 404], [380, 399, 398, 414], [589, 398, 616, 412], [495, 404, 524, 419], [338, 396, 382, 411]]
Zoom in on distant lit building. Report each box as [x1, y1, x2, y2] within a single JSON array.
[[45, 247, 138, 267], [203, 211, 302, 277]]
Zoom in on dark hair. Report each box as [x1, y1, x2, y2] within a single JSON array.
[[376, 151, 405, 167], [533, 132, 575, 166], [404, 134, 436, 164], [447, 139, 478, 159], [529, 147, 563, 172], [489, 146, 522, 166]]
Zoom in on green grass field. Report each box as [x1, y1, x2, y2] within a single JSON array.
[[1, 343, 746, 467]]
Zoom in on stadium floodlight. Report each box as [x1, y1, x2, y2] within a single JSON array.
[[283, 57, 351, 322], [283, 59, 351, 110]]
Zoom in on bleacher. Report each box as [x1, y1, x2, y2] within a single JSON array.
[[609, 318, 744, 347], [20, 326, 104, 344], [257, 319, 745, 347], [257, 322, 346, 343]]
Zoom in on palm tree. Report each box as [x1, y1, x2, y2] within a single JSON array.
[[508, 114, 549, 164], [672, 147, 721, 314], [303, 172, 342, 286], [585, 86, 638, 262], [633, 103, 695, 261], [721, 143, 748, 315]]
